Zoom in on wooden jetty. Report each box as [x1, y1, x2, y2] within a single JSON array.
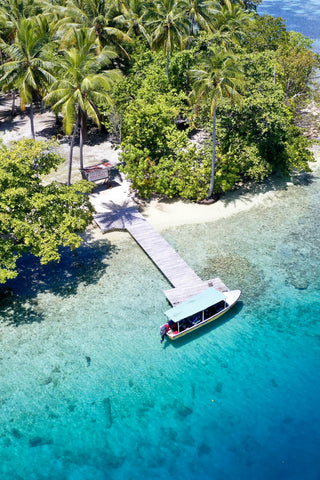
[[95, 206, 229, 306]]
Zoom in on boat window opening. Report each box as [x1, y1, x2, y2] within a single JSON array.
[[168, 320, 178, 333], [194, 312, 202, 323], [204, 301, 226, 320], [178, 311, 202, 331], [204, 305, 216, 320]]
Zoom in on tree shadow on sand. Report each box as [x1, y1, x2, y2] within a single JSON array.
[[0, 98, 116, 147], [0, 114, 28, 135], [94, 200, 143, 232], [0, 235, 118, 327], [0, 102, 59, 139]]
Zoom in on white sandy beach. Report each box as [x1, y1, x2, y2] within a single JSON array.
[[1, 95, 320, 240]]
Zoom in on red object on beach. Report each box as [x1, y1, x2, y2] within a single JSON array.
[[83, 162, 113, 171], [80, 162, 113, 183]]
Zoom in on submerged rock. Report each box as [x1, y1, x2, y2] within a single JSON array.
[[29, 436, 53, 448], [41, 377, 53, 386], [191, 383, 196, 399], [215, 382, 223, 393], [271, 378, 278, 388], [177, 403, 193, 418], [292, 279, 309, 290], [102, 397, 112, 428], [197, 443, 211, 456], [29, 437, 42, 447], [11, 428, 22, 439]]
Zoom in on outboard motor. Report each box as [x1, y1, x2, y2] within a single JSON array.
[[160, 324, 169, 343]]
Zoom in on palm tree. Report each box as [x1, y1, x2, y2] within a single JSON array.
[[0, 16, 56, 137], [52, 0, 132, 56], [44, 27, 122, 185], [191, 45, 244, 198], [181, 0, 218, 38], [146, 0, 188, 78], [0, 0, 43, 36], [209, 0, 251, 49], [0, 0, 47, 114], [114, 0, 150, 43]]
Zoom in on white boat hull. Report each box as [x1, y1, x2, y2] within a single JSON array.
[[164, 289, 241, 340]]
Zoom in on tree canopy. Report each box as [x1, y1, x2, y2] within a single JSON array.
[[0, 139, 94, 283], [0, 1, 317, 197]]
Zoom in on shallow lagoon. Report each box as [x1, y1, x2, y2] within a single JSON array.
[[1, 153, 320, 479]]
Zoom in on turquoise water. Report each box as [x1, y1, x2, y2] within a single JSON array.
[[2, 4, 320, 476], [258, 0, 320, 52], [1, 150, 320, 479]]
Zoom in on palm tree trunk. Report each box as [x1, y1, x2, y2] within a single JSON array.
[[30, 101, 35, 140], [166, 47, 170, 79], [191, 16, 195, 37], [207, 103, 217, 198], [79, 112, 84, 171], [11, 91, 16, 117], [68, 117, 79, 186]]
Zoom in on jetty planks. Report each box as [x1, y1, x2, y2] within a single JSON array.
[[164, 277, 230, 306], [127, 218, 203, 287], [95, 207, 229, 305]]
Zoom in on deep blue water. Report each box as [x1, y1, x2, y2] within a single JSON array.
[[1, 3, 320, 480], [258, 0, 320, 52]]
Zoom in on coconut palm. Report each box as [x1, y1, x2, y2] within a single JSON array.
[[114, 0, 151, 43], [44, 27, 122, 185], [209, 0, 251, 49], [52, 0, 132, 56], [0, 16, 56, 137], [0, 0, 47, 113], [146, 0, 188, 78], [181, 0, 218, 37], [0, 0, 43, 38], [191, 45, 244, 198]]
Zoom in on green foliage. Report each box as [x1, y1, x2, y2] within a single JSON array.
[[45, 28, 121, 136], [120, 93, 181, 198], [283, 126, 314, 172], [230, 143, 272, 181], [119, 66, 208, 200], [169, 49, 196, 92], [0, 15, 57, 137], [121, 117, 210, 200], [241, 13, 288, 52], [191, 44, 245, 197], [0, 139, 94, 283], [216, 68, 313, 178], [275, 31, 319, 103], [0, 0, 317, 206], [241, 50, 275, 87]]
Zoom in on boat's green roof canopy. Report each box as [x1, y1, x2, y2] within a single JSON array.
[[165, 287, 226, 323]]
